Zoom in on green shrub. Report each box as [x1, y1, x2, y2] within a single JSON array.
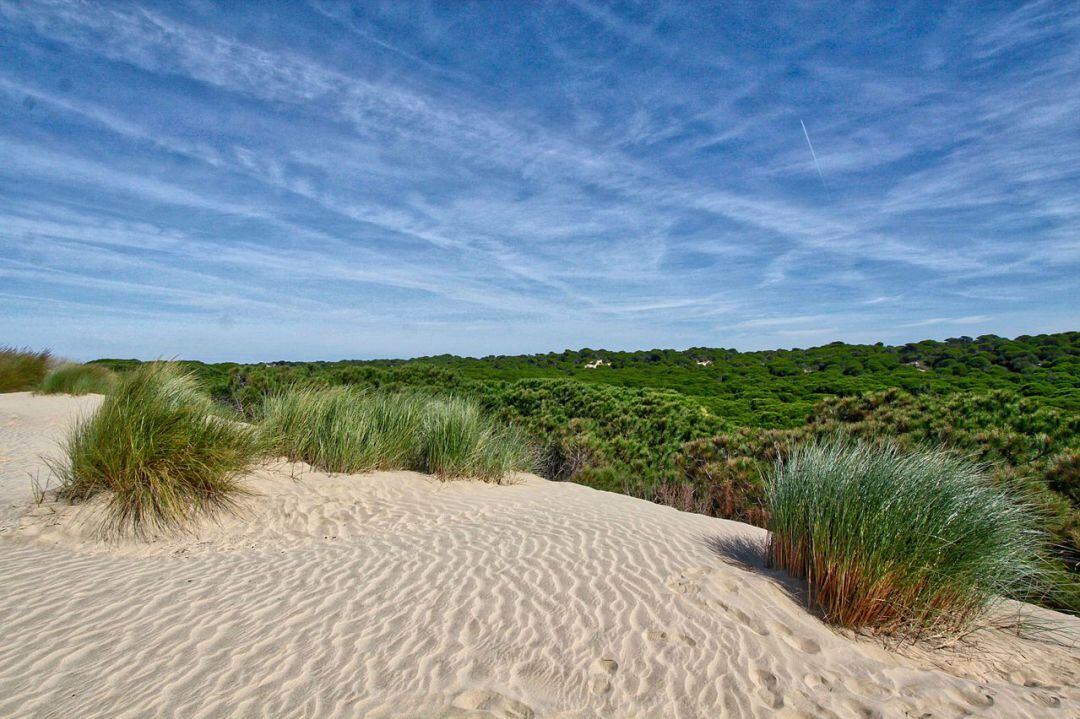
[[766, 439, 1048, 637], [1047, 451, 1080, 505], [0, 346, 51, 392], [672, 389, 1080, 611], [39, 363, 117, 395], [50, 363, 261, 534], [261, 386, 532, 482]]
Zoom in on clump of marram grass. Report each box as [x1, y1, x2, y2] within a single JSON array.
[[0, 346, 51, 392], [417, 396, 534, 481], [261, 386, 533, 482], [261, 386, 425, 473], [38, 363, 117, 395], [766, 439, 1047, 639], [49, 363, 261, 534]]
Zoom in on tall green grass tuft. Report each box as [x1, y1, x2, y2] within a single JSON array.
[[0, 346, 51, 392], [416, 397, 534, 481], [766, 439, 1047, 637], [261, 386, 533, 482], [39, 363, 117, 395], [50, 363, 261, 534], [261, 386, 425, 473]]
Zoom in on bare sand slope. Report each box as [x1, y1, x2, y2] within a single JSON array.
[[0, 393, 1077, 718], [0, 392, 102, 527]]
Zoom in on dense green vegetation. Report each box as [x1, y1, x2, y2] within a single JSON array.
[[218, 365, 729, 495], [50, 364, 261, 535], [344, 331, 1080, 423], [89, 331, 1079, 608], [767, 440, 1047, 637], [93, 331, 1080, 422], [38, 363, 117, 395], [0, 346, 51, 392], [676, 390, 1079, 575]]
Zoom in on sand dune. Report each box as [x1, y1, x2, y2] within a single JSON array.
[[0, 392, 102, 528], [0, 393, 1077, 718]]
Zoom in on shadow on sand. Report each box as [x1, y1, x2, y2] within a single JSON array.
[[700, 531, 816, 614]]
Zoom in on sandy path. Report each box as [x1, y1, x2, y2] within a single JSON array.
[[0, 393, 1077, 718]]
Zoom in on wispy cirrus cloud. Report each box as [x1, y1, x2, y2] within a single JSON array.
[[0, 0, 1076, 360], [899, 316, 995, 329]]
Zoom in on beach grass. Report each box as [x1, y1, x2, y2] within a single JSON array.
[[0, 346, 51, 393], [765, 438, 1047, 637], [417, 396, 534, 481], [261, 386, 533, 481], [38, 363, 117, 395], [50, 363, 261, 534], [260, 386, 425, 473]]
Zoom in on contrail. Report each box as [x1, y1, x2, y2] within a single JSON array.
[[800, 119, 824, 182]]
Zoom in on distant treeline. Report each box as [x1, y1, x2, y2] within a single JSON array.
[[99, 331, 1079, 419], [91, 331, 1080, 610]]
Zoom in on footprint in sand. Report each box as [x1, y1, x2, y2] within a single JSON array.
[[837, 698, 882, 719], [751, 667, 785, 709], [450, 689, 535, 719], [665, 570, 776, 641], [757, 687, 785, 709], [460, 617, 482, 642], [841, 675, 893, 700], [714, 600, 771, 636], [766, 621, 821, 654], [644, 628, 697, 647], [666, 572, 698, 596], [803, 668, 894, 717], [803, 669, 845, 691], [588, 657, 619, 695], [666, 567, 742, 597], [1030, 690, 1062, 708], [947, 685, 995, 709], [753, 668, 779, 690], [711, 574, 743, 595]]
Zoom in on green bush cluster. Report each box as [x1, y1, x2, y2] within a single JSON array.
[[94, 331, 1080, 424], [370, 331, 1080, 420], [674, 389, 1080, 611], [675, 391, 1078, 550], [212, 364, 727, 494]]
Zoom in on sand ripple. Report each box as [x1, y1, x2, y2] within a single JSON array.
[[1, 393, 1078, 718]]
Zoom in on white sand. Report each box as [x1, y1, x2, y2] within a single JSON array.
[[0, 393, 1077, 718], [0, 392, 102, 527]]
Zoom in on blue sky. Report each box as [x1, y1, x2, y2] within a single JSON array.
[[1, 1, 1077, 361]]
